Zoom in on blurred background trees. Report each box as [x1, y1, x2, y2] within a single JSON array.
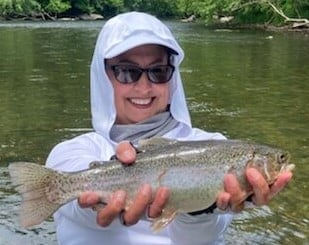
[[0, 0, 308, 26]]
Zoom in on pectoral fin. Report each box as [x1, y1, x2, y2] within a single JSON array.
[[151, 208, 178, 233]]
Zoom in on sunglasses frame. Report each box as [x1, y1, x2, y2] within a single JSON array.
[[106, 63, 175, 84]]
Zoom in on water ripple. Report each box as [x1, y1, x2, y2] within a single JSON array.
[[188, 101, 244, 116], [0, 167, 57, 244]]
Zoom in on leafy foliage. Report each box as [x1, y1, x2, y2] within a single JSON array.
[[70, 0, 124, 16], [123, 0, 179, 18], [44, 0, 70, 14], [0, 0, 41, 16], [0, 0, 308, 25]]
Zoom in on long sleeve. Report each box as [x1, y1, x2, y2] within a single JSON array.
[[168, 213, 233, 245]]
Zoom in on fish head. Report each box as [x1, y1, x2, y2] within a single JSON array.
[[247, 146, 295, 184]]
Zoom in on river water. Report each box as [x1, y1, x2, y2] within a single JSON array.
[[0, 20, 308, 244]]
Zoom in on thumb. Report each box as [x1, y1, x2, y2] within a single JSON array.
[[116, 141, 137, 165]]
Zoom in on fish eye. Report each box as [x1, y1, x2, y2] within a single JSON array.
[[277, 153, 288, 163]]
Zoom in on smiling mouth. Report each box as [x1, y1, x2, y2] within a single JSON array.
[[129, 98, 154, 106]]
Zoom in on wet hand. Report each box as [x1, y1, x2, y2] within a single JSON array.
[[116, 141, 170, 225], [245, 168, 293, 206], [78, 141, 169, 227], [217, 168, 293, 212]]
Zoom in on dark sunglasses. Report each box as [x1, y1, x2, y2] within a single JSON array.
[[107, 64, 175, 84]]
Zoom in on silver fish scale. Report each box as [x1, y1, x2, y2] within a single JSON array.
[[48, 139, 285, 212]]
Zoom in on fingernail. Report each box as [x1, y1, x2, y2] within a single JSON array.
[[123, 150, 135, 165], [86, 195, 98, 205], [140, 184, 151, 196], [86, 196, 93, 205], [247, 168, 260, 184], [123, 149, 132, 157], [115, 191, 126, 201]]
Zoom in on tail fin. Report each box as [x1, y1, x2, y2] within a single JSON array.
[[8, 162, 61, 228]]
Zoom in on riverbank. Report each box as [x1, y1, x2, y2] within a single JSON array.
[[1, 14, 308, 35], [203, 20, 309, 35], [0, 13, 104, 21]]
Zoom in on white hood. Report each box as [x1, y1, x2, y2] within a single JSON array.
[[90, 11, 192, 139]]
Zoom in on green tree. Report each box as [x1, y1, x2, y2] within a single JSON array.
[[0, 0, 308, 25], [176, 0, 308, 25], [70, 0, 124, 17], [44, 0, 70, 15], [0, 0, 40, 16], [124, 0, 179, 18]]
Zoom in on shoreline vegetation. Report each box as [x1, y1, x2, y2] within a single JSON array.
[[0, 0, 308, 33]]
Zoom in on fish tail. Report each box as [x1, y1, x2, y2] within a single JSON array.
[[8, 162, 61, 228]]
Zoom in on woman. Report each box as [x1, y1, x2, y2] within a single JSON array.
[[46, 12, 292, 244]]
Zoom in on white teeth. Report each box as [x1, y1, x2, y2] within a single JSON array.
[[130, 98, 152, 105]]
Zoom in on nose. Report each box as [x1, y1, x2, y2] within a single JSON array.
[[134, 72, 152, 91]]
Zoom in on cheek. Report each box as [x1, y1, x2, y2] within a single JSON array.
[[158, 85, 170, 106], [112, 83, 126, 107]]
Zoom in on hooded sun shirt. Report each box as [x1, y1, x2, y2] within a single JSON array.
[[90, 11, 190, 141], [46, 11, 233, 245]]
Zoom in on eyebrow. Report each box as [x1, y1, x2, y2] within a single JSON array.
[[116, 57, 167, 66]]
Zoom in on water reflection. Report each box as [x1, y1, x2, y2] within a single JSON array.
[[0, 21, 308, 244]]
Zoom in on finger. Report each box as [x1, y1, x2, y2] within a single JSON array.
[[96, 190, 126, 227], [268, 171, 293, 199], [216, 191, 231, 211], [122, 184, 152, 226], [224, 173, 246, 212], [116, 141, 136, 165], [148, 187, 170, 218], [246, 168, 270, 205], [78, 191, 101, 208]]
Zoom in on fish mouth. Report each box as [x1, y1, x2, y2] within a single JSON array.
[[280, 163, 295, 173]]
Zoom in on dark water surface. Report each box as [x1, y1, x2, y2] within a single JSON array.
[[0, 21, 308, 244]]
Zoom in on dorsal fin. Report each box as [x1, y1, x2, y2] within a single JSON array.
[[138, 137, 177, 151], [89, 161, 104, 169]]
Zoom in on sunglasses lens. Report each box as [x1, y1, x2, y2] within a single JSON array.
[[113, 66, 142, 83], [111, 65, 174, 84], [148, 66, 174, 83]]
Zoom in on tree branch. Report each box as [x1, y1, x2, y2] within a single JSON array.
[[266, 1, 308, 24], [231, 0, 308, 27]]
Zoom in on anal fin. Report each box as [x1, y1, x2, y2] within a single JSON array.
[[151, 209, 177, 233]]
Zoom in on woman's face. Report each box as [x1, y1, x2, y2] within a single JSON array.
[[106, 44, 171, 124]]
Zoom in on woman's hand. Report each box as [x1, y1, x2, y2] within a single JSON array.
[[217, 168, 293, 212], [78, 141, 169, 227]]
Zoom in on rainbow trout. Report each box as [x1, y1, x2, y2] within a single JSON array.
[[9, 138, 294, 231]]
